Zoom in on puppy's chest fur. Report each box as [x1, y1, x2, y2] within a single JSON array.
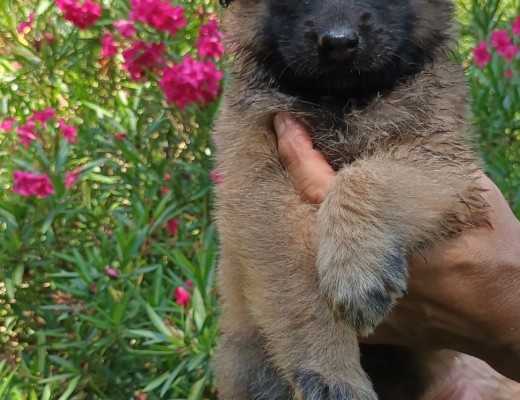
[[228, 60, 469, 170]]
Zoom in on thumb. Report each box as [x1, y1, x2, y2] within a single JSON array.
[[274, 113, 335, 204]]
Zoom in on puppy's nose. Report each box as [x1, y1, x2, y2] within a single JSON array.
[[317, 29, 359, 61]]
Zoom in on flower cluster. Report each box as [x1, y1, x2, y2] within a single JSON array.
[[1, 107, 81, 199], [101, 31, 118, 59], [56, 0, 101, 30], [113, 20, 136, 38], [160, 56, 223, 109], [196, 20, 225, 59], [9, 107, 78, 147], [129, 0, 186, 37], [122, 41, 165, 81], [473, 16, 519, 70], [17, 107, 55, 148], [0, 118, 15, 131], [91, 1, 224, 108], [58, 119, 79, 143], [25, 1, 226, 204], [13, 171, 55, 198]]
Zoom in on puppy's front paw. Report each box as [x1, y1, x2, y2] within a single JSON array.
[[318, 241, 408, 336], [293, 370, 377, 400]]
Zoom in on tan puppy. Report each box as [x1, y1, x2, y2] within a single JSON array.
[[212, 0, 488, 398]]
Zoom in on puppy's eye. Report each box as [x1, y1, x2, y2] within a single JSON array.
[[219, 0, 232, 7]]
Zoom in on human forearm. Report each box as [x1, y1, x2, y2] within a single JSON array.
[[365, 177, 520, 381]]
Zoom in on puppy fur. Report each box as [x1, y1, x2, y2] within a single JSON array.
[[213, 0, 488, 398]]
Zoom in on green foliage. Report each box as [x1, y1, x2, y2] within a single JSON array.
[[458, 0, 520, 215], [0, 0, 221, 398]]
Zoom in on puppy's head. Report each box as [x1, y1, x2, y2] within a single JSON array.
[[221, 0, 454, 99]]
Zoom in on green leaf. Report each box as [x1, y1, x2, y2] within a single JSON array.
[[191, 288, 207, 331], [0, 363, 19, 398], [37, 373, 77, 384], [145, 304, 178, 343], [57, 375, 80, 400], [81, 101, 114, 118], [159, 360, 187, 397], [112, 290, 132, 325], [187, 377, 206, 400], [142, 372, 169, 392]]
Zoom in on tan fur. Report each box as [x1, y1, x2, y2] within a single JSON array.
[[213, 2, 488, 399]]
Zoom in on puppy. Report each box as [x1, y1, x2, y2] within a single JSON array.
[[212, 0, 488, 398]]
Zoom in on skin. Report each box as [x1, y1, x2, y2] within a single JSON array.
[[274, 112, 520, 397]]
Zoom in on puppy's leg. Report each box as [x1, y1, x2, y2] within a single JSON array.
[[215, 247, 292, 400], [215, 332, 292, 400], [218, 174, 377, 399], [243, 257, 377, 400], [238, 204, 376, 399], [318, 153, 486, 335]]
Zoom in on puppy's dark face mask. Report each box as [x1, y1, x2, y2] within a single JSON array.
[[221, 0, 454, 99]]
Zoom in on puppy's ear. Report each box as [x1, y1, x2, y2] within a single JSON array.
[[219, 0, 233, 7]]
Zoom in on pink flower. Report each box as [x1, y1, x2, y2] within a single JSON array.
[[101, 30, 118, 58], [114, 132, 128, 140], [43, 32, 54, 42], [32, 107, 56, 124], [174, 286, 190, 307], [502, 44, 519, 62], [210, 169, 224, 184], [113, 20, 136, 38], [13, 170, 55, 198], [491, 30, 512, 55], [105, 265, 120, 278], [130, 0, 186, 37], [504, 69, 513, 78], [0, 118, 15, 131], [18, 13, 35, 34], [167, 218, 179, 236], [159, 56, 223, 108], [185, 280, 193, 289], [65, 170, 80, 188], [17, 121, 38, 147], [512, 15, 520, 36], [473, 41, 492, 68], [164, 172, 171, 180], [122, 41, 165, 81], [56, 0, 101, 30], [58, 119, 78, 143], [196, 20, 225, 59]]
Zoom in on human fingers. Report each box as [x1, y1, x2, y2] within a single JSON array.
[[274, 113, 335, 204]]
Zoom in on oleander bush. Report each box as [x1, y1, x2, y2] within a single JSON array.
[[0, 0, 518, 399], [459, 0, 520, 215], [0, 0, 223, 398]]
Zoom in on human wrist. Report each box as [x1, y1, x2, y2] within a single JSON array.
[[422, 354, 520, 399], [484, 234, 520, 381], [463, 216, 520, 381]]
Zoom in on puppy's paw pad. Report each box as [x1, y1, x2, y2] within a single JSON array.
[[293, 370, 377, 400], [319, 244, 408, 336]]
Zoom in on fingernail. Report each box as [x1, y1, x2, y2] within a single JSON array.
[[274, 113, 288, 136]]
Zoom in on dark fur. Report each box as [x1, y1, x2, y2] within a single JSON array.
[[213, 0, 487, 399]]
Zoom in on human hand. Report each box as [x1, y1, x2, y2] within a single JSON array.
[[274, 112, 520, 385]]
